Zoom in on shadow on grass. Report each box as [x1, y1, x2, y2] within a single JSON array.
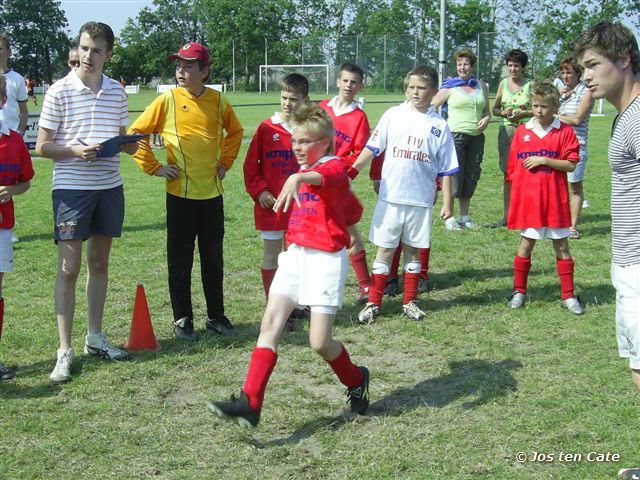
[[14, 222, 167, 243], [253, 358, 522, 447]]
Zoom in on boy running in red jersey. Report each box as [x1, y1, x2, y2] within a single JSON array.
[[506, 81, 583, 314], [208, 105, 369, 427], [319, 63, 371, 303], [244, 74, 308, 328]]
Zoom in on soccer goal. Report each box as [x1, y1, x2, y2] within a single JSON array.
[[259, 65, 330, 95]]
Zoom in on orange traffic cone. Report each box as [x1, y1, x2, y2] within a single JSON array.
[[125, 284, 161, 352]]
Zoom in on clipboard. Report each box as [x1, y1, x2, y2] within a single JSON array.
[[97, 134, 149, 158]]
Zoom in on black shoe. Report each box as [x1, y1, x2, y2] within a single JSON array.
[[207, 391, 260, 428], [206, 315, 237, 336], [384, 277, 399, 296], [0, 360, 15, 382], [346, 366, 370, 415], [173, 317, 199, 341], [289, 307, 310, 320]]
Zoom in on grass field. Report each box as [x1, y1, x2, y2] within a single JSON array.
[[0, 89, 636, 479]]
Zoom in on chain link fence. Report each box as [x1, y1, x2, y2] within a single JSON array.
[[230, 33, 509, 94]]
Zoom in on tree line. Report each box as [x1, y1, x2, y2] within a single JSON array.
[[1, 0, 637, 91]]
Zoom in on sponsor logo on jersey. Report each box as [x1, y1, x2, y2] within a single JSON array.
[[430, 126, 441, 137], [273, 133, 280, 141], [524, 134, 531, 142], [334, 129, 352, 143], [266, 149, 295, 161], [516, 149, 559, 160]]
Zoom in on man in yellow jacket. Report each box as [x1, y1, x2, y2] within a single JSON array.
[[130, 42, 244, 341]]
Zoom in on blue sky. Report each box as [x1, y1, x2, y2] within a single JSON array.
[[60, 0, 154, 38]]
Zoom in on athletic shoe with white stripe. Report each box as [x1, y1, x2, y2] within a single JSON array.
[[84, 332, 130, 360]]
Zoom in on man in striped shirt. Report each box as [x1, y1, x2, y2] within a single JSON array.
[[575, 22, 640, 391], [36, 22, 138, 384]]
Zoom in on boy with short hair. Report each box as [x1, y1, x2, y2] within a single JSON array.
[[244, 74, 307, 306], [129, 42, 244, 341], [208, 104, 369, 427], [505, 81, 583, 314], [0, 74, 34, 381], [350, 65, 458, 324], [37, 22, 136, 384], [574, 21, 640, 390], [319, 63, 372, 303]]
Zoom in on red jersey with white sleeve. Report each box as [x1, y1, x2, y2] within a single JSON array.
[[286, 156, 350, 253], [244, 112, 299, 231], [367, 101, 458, 207], [507, 118, 579, 229], [0, 124, 35, 229]]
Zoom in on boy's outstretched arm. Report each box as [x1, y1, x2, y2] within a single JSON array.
[[273, 171, 322, 213], [350, 147, 376, 177], [439, 175, 454, 220]]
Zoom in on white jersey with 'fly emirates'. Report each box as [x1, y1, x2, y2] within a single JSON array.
[[366, 101, 459, 207]]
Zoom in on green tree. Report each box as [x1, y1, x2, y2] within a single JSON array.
[[0, 0, 71, 84]]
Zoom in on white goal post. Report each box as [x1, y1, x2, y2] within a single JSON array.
[[259, 64, 330, 95]]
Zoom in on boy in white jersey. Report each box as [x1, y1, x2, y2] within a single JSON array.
[[574, 22, 640, 391], [350, 65, 459, 323], [36, 22, 138, 384]]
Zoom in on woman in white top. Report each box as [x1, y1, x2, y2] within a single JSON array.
[[557, 56, 594, 239]]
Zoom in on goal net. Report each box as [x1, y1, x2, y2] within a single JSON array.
[[259, 65, 330, 95]]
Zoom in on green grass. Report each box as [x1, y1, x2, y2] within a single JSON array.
[[0, 96, 636, 479]]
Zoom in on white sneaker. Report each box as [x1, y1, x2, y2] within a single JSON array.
[[402, 300, 426, 320], [11, 234, 18, 243], [50, 348, 74, 384], [358, 303, 380, 325], [582, 199, 590, 208], [507, 291, 526, 309], [445, 217, 462, 231], [84, 332, 130, 360], [561, 296, 584, 315], [460, 216, 478, 229]]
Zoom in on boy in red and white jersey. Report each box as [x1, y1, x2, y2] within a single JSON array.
[[208, 104, 369, 428], [350, 65, 458, 324], [244, 74, 308, 320], [319, 63, 371, 303], [506, 81, 583, 314]]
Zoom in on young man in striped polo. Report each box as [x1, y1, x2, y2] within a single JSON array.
[[574, 22, 640, 391], [36, 22, 139, 384]]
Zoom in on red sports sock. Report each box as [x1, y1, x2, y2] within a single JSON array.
[[260, 268, 277, 301], [326, 345, 364, 388], [513, 255, 531, 294], [390, 246, 402, 280], [368, 273, 388, 307], [0, 297, 4, 340], [420, 248, 431, 280], [243, 347, 278, 411], [557, 257, 575, 300], [403, 271, 420, 304], [349, 250, 371, 292]]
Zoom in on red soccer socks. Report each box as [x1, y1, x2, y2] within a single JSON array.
[[243, 347, 278, 411]]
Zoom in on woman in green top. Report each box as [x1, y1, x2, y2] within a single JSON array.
[[434, 49, 491, 230], [491, 49, 532, 227]]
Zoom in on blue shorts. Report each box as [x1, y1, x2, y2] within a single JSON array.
[[52, 186, 125, 241], [567, 145, 588, 183]]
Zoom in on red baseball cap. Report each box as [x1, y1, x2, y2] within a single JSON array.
[[167, 42, 210, 65]]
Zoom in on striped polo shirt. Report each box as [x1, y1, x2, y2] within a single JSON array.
[[559, 81, 591, 145], [609, 95, 640, 266], [39, 70, 128, 190]]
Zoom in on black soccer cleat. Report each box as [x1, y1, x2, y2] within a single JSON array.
[[346, 366, 370, 415], [207, 391, 260, 428], [206, 315, 237, 337]]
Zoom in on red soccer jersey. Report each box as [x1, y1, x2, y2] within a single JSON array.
[[507, 119, 579, 229], [0, 129, 35, 229], [320, 98, 372, 226], [244, 114, 299, 231], [286, 157, 350, 252]]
